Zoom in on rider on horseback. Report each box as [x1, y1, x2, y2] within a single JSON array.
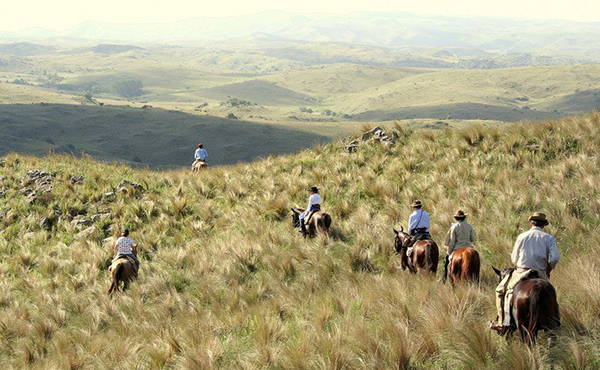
[[191, 142, 208, 170], [408, 200, 430, 240], [112, 229, 140, 276], [490, 212, 560, 333], [405, 200, 431, 258], [442, 209, 476, 282], [299, 186, 321, 235]]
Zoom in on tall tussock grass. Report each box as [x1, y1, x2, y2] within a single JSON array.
[[1, 113, 600, 368]]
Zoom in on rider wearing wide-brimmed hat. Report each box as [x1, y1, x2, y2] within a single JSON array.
[[442, 209, 477, 282], [490, 212, 561, 332], [299, 186, 322, 234], [407, 200, 430, 241]]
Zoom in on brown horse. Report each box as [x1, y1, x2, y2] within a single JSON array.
[[108, 258, 136, 294], [493, 267, 560, 344], [192, 160, 208, 172], [393, 227, 439, 274], [291, 208, 332, 238], [448, 247, 480, 284]]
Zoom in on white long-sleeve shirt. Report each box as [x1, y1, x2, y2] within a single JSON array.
[[195, 148, 207, 161], [511, 227, 560, 270], [408, 209, 430, 234], [306, 193, 321, 210]]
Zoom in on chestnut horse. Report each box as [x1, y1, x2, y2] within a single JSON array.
[[108, 258, 136, 294], [291, 208, 332, 238], [448, 247, 480, 284], [393, 227, 439, 274], [493, 267, 560, 344]]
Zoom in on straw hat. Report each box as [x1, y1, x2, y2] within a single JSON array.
[[411, 200, 422, 208], [528, 212, 549, 225], [454, 210, 467, 218]]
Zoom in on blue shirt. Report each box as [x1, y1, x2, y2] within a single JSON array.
[[408, 209, 430, 234], [195, 148, 207, 160]]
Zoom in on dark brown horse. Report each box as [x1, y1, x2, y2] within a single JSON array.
[[493, 267, 560, 344], [448, 247, 480, 284], [393, 227, 439, 274], [291, 208, 332, 238], [108, 258, 136, 294]]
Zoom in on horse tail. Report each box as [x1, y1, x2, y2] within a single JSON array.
[[450, 254, 462, 284], [428, 241, 439, 274], [465, 249, 480, 283], [323, 213, 332, 233], [525, 283, 544, 344], [108, 262, 122, 294]]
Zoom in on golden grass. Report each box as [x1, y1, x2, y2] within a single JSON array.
[[1, 113, 600, 368]]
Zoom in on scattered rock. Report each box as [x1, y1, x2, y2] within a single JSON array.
[[117, 180, 143, 193], [75, 226, 96, 239], [345, 126, 399, 153], [91, 212, 110, 222], [23, 169, 54, 193], [0, 176, 7, 182], [70, 176, 85, 185], [0, 159, 5, 167], [71, 215, 93, 227], [20, 187, 33, 196]]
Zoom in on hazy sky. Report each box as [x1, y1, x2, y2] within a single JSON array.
[[2, 0, 599, 32]]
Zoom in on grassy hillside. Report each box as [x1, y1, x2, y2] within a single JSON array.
[[1, 113, 599, 369]]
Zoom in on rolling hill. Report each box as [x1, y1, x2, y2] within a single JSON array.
[[0, 113, 599, 368]]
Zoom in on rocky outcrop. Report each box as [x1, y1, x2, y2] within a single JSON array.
[[117, 180, 143, 193], [20, 169, 55, 204], [70, 176, 85, 185], [345, 127, 400, 153]]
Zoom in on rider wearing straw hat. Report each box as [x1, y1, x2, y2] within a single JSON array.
[[442, 209, 477, 282], [490, 212, 561, 332]]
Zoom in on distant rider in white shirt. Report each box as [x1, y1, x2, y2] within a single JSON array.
[[408, 200, 430, 240], [192, 142, 208, 170], [300, 186, 322, 234], [113, 229, 140, 275]]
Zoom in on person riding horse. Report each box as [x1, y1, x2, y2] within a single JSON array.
[[408, 200, 430, 240], [191, 142, 208, 170], [299, 186, 322, 235], [442, 209, 477, 282], [112, 229, 140, 276], [490, 212, 560, 333]]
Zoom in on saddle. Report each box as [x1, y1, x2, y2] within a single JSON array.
[[110, 255, 137, 270], [304, 205, 322, 225]]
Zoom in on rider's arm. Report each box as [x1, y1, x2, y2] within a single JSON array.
[[510, 236, 522, 266], [470, 225, 477, 243], [547, 237, 560, 269], [444, 227, 454, 255], [132, 242, 138, 256]]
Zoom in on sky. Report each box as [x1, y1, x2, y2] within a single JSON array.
[[1, 0, 599, 32]]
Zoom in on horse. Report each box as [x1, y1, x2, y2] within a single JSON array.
[[192, 160, 208, 172], [108, 258, 137, 294], [393, 227, 439, 274], [492, 267, 560, 344], [448, 247, 480, 284], [291, 208, 332, 238]]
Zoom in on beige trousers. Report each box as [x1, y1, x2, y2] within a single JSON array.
[[495, 268, 548, 326]]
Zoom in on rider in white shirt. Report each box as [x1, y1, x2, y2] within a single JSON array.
[[408, 200, 430, 239], [192, 142, 208, 169], [300, 186, 322, 234], [113, 229, 139, 274]]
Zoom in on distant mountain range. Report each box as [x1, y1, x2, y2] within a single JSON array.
[[2, 11, 600, 52]]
